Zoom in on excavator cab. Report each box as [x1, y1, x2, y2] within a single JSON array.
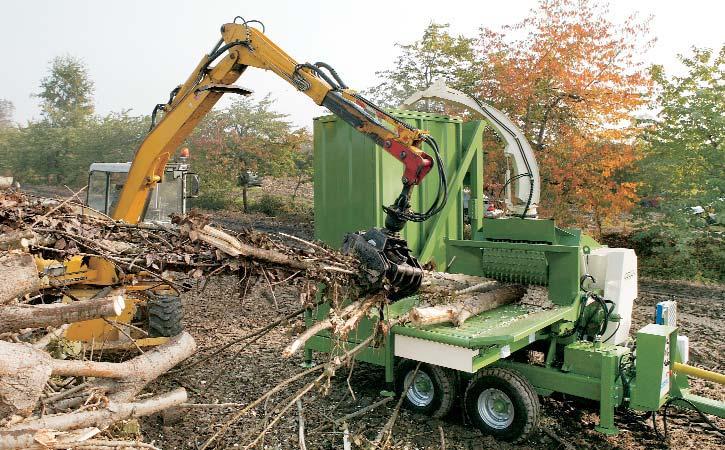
[[87, 157, 199, 223]]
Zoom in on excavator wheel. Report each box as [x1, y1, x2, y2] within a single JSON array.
[[147, 294, 184, 337]]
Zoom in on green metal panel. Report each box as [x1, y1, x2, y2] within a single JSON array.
[[478, 218, 560, 243], [313, 110, 471, 268], [563, 341, 629, 378], [630, 324, 676, 411], [447, 238, 581, 306]]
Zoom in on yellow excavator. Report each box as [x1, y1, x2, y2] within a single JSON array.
[[40, 16, 447, 345]]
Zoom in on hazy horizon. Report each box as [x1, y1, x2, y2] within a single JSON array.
[[1, 0, 723, 129]]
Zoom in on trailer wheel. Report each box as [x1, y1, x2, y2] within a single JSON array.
[[395, 360, 457, 418], [464, 368, 539, 443], [147, 294, 184, 337]]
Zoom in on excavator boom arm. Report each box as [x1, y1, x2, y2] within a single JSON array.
[[112, 21, 437, 225]]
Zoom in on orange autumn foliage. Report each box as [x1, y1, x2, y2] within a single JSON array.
[[476, 0, 653, 233]]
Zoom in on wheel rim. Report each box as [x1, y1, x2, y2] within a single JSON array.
[[477, 388, 514, 429], [404, 370, 434, 407]]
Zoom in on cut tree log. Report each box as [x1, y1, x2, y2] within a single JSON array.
[[282, 299, 366, 358], [0, 332, 195, 418], [0, 340, 52, 418], [409, 285, 526, 327], [51, 332, 196, 401], [0, 252, 40, 305], [0, 230, 37, 251], [0, 427, 100, 450], [0, 294, 125, 334], [4, 388, 187, 432], [182, 222, 310, 271]]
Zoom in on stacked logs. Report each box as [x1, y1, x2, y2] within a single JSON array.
[[0, 191, 199, 449], [0, 255, 195, 449]]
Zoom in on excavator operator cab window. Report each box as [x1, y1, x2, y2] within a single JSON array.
[[86, 162, 199, 223], [144, 169, 184, 223]]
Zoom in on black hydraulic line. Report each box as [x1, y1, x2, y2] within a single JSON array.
[[233, 16, 266, 33], [314, 62, 348, 89], [149, 104, 165, 131], [661, 397, 725, 439], [295, 63, 342, 90], [384, 134, 448, 224]]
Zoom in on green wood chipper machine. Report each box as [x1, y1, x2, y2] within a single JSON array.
[[303, 83, 725, 442]]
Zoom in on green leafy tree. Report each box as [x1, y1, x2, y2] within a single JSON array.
[[186, 95, 311, 210], [366, 22, 478, 107], [36, 55, 94, 127], [640, 46, 724, 212], [2, 111, 147, 186], [633, 46, 724, 282]]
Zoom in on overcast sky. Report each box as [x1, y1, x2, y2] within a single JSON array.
[[1, 0, 723, 128]]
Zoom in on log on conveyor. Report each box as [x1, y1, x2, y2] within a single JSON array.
[[409, 284, 526, 327], [0, 293, 125, 334]]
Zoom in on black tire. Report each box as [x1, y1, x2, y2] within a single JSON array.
[[147, 294, 184, 337], [464, 367, 540, 443], [395, 360, 457, 418]]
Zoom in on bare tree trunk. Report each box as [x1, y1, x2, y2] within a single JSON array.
[[410, 285, 526, 327], [0, 252, 40, 304], [180, 221, 310, 271], [242, 186, 248, 212], [0, 294, 125, 334], [291, 174, 305, 202]]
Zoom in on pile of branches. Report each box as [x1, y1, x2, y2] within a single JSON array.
[[0, 189, 530, 449], [0, 189, 387, 449]]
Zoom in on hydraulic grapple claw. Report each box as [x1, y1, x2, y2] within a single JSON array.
[[341, 228, 423, 300]]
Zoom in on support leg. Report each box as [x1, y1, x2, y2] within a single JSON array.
[[301, 347, 314, 368], [595, 352, 619, 435]]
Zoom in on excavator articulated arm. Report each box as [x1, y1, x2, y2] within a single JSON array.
[[113, 18, 446, 231], [101, 17, 446, 296]]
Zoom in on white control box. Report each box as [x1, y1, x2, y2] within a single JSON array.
[[586, 248, 638, 345]]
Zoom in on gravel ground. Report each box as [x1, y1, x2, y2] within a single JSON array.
[[19, 184, 724, 448], [140, 267, 724, 449]]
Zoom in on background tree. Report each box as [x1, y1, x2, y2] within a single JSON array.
[[186, 95, 311, 211], [0, 99, 18, 176], [475, 0, 652, 231], [640, 46, 724, 213], [366, 22, 478, 108], [0, 99, 14, 129], [367, 0, 652, 233], [2, 112, 147, 186], [632, 46, 724, 282], [36, 55, 94, 128]]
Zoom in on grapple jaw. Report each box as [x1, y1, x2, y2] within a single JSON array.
[[341, 228, 423, 300]]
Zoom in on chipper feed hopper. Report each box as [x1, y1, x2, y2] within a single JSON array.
[[305, 92, 725, 442]]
